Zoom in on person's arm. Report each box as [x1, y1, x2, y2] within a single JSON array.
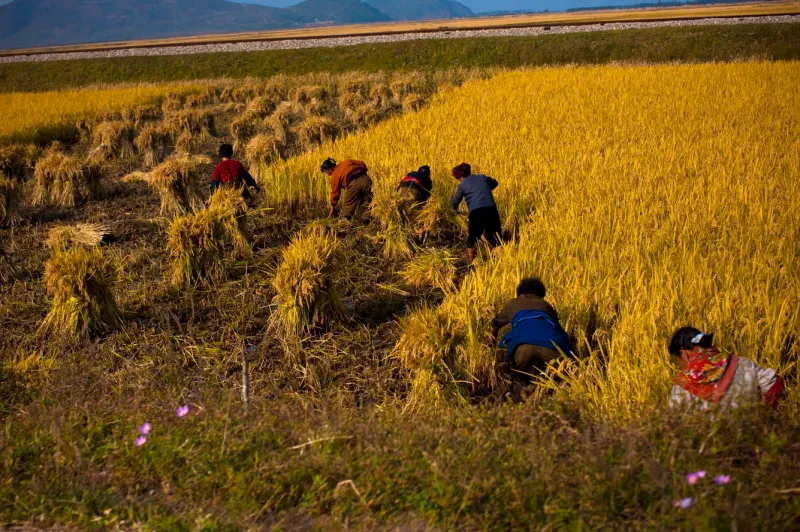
[[450, 185, 464, 212], [755, 363, 786, 409], [210, 165, 221, 193], [330, 172, 342, 215], [240, 167, 260, 191], [485, 176, 499, 191], [490, 303, 513, 343]]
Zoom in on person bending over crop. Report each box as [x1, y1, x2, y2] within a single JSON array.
[[450, 163, 501, 263], [211, 144, 260, 196], [669, 327, 786, 411], [490, 277, 573, 380], [321, 158, 372, 220], [398, 165, 433, 206]]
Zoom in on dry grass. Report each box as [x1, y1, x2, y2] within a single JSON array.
[[229, 112, 260, 153], [167, 188, 252, 287], [32, 151, 101, 207], [0, 143, 37, 181], [41, 244, 122, 338]]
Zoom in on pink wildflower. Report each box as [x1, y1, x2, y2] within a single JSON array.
[[135, 435, 147, 447], [714, 475, 731, 486], [673, 497, 693, 509], [176, 405, 190, 418], [138, 423, 151, 436]]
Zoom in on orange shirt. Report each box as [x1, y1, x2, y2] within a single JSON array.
[[330, 160, 367, 207]]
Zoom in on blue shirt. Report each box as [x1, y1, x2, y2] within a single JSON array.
[[450, 174, 498, 213]]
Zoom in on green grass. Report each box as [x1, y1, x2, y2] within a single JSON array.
[[1, 23, 799, 92]]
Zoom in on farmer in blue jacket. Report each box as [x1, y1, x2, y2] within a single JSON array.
[[450, 162, 502, 263], [490, 277, 573, 378]]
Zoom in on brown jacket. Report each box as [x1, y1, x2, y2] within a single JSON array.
[[329, 160, 368, 208], [493, 294, 559, 332]]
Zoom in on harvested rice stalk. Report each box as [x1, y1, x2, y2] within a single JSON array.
[[270, 225, 344, 343], [370, 83, 395, 109], [400, 249, 457, 294], [46, 223, 110, 250], [33, 152, 101, 208], [245, 133, 284, 174], [148, 156, 205, 216], [353, 103, 382, 130], [246, 96, 278, 118], [414, 196, 466, 241], [135, 125, 170, 168], [371, 187, 412, 260], [402, 94, 426, 113], [230, 112, 260, 153], [0, 144, 35, 181], [391, 72, 429, 100], [167, 188, 252, 287], [297, 116, 338, 148], [0, 174, 23, 227], [393, 306, 468, 412], [161, 93, 184, 114], [90, 120, 136, 160], [42, 245, 122, 338], [338, 92, 365, 114], [163, 109, 216, 140], [294, 85, 329, 104]]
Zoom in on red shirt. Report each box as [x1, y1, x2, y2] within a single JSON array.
[[212, 159, 247, 185]]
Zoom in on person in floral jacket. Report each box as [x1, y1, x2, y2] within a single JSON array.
[[669, 327, 786, 410]]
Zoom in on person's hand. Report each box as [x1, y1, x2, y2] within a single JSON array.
[[254, 185, 262, 193], [328, 206, 337, 218], [487, 331, 497, 345]]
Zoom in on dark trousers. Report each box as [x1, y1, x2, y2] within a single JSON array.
[[467, 206, 502, 249]]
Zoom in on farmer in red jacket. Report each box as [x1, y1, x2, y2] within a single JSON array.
[[210, 144, 261, 196]]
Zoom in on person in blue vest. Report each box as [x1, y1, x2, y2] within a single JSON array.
[[490, 277, 573, 378]]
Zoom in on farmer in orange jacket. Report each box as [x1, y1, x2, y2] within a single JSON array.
[[321, 158, 373, 220]]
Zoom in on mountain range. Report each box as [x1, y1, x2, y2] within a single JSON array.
[[0, 0, 475, 50]]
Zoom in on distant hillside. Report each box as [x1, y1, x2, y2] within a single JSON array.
[[0, 0, 304, 49], [286, 0, 390, 24], [366, 0, 474, 21], [0, 0, 476, 50]]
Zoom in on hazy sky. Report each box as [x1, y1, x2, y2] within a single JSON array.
[[0, 0, 646, 13], [232, 1, 643, 13]]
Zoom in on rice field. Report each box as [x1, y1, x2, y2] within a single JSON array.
[[0, 83, 203, 144], [267, 61, 800, 419], [1, 61, 799, 528]]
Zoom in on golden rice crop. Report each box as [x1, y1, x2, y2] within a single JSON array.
[[230, 112, 260, 153], [163, 109, 216, 140], [370, 185, 413, 260], [42, 245, 123, 338], [33, 151, 101, 207], [148, 156, 206, 216], [167, 188, 252, 287], [269, 61, 800, 420], [0, 83, 201, 145], [269, 224, 344, 344]]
